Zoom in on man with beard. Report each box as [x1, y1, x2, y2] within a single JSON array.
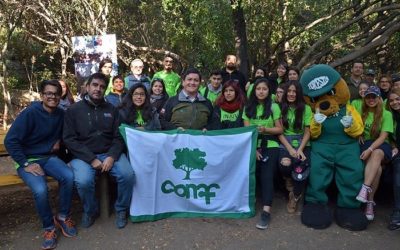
[[63, 73, 135, 229], [221, 55, 247, 93]]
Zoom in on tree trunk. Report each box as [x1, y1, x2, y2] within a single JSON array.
[[60, 46, 67, 76], [231, 0, 249, 79], [0, 41, 14, 129]]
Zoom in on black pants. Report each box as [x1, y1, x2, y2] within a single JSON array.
[[278, 147, 310, 197], [257, 147, 279, 207]]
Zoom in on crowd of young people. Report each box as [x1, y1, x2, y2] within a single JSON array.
[[4, 56, 400, 249]]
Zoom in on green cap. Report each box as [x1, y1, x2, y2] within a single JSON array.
[[300, 64, 340, 98]]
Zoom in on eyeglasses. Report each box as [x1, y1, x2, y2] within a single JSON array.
[[133, 93, 146, 97], [42, 92, 60, 98]]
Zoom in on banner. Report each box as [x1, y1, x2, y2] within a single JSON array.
[[119, 125, 258, 222], [72, 34, 118, 85]]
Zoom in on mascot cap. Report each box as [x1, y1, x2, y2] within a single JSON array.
[[300, 64, 341, 98]]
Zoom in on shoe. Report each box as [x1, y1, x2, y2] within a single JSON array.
[[81, 213, 96, 228], [54, 216, 77, 237], [388, 210, 400, 230], [116, 211, 127, 229], [256, 211, 270, 230], [365, 201, 375, 221], [356, 184, 372, 203], [42, 228, 57, 250], [287, 192, 301, 214]]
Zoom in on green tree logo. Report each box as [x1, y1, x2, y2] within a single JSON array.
[[173, 148, 207, 180]]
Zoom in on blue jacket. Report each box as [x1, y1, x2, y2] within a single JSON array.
[[105, 91, 126, 107], [5, 101, 64, 168], [124, 74, 151, 91]]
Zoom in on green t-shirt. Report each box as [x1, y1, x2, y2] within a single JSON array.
[[283, 105, 312, 136], [351, 99, 363, 112], [136, 110, 145, 126], [221, 109, 240, 122], [199, 86, 221, 106], [357, 108, 393, 140], [153, 70, 181, 97], [242, 103, 281, 148]]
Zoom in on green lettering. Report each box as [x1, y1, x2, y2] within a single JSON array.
[[174, 184, 187, 197], [198, 183, 220, 205]]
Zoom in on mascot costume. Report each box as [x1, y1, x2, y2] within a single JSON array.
[[299, 64, 368, 231]]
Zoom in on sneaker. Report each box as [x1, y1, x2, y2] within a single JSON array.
[[287, 192, 301, 214], [42, 228, 57, 250], [54, 216, 77, 237], [81, 213, 96, 228], [388, 210, 400, 230], [356, 184, 372, 203], [256, 211, 270, 230], [365, 201, 375, 221], [116, 211, 127, 229]]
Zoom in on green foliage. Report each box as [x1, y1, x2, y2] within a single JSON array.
[[173, 148, 207, 180]]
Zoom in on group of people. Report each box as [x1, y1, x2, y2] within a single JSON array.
[[4, 55, 400, 249]]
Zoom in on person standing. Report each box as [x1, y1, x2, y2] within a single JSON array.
[[221, 55, 247, 93], [5, 80, 76, 249], [63, 73, 135, 229], [347, 61, 364, 101], [199, 70, 224, 106], [153, 56, 181, 97], [124, 58, 151, 91]]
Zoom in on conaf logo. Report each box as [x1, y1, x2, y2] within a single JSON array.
[[308, 76, 329, 90]]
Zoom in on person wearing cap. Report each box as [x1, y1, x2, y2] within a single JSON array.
[[153, 56, 181, 97], [355, 85, 393, 221], [377, 74, 392, 101], [347, 61, 364, 101], [300, 64, 367, 231], [365, 69, 376, 85], [124, 58, 151, 91], [277, 80, 312, 214]]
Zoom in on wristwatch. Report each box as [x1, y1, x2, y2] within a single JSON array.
[[23, 162, 30, 167]]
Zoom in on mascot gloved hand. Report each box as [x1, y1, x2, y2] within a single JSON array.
[[299, 64, 368, 231]]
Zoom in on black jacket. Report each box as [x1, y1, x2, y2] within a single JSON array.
[[63, 95, 124, 164], [221, 68, 247, 93]]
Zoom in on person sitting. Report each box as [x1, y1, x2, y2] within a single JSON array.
[[5, 80, 77, 249], [63, 73, 135, 229]]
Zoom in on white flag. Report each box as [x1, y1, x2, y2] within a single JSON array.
[[119, 125, 257, 222]]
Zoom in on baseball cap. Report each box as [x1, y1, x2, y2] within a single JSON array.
[[300, 64, 340, 98], [366, 69, 375, 76], [364, 85, 381, 97]]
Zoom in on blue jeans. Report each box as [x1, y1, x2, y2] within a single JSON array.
[[70, 153, 135, 216], [17, 156, 74, 230]]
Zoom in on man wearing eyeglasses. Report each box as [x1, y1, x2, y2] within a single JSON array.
[[124, 58, 151, 91], [153, 55, 181, 97], [5, 80, 77, 249], [63, 73, 135, 230]]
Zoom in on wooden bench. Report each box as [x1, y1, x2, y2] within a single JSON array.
[[0, 173, 111, 219], [0, 129, 8, 156]]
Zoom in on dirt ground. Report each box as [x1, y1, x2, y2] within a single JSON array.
[[1, 156, 400, 250]]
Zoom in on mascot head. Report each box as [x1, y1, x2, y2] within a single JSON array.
[[300, 64, 350, 116]]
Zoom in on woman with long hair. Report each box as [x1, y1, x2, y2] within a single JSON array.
[[149, 78, 169, 113], [209, 80, 246, 130], [278, 81, 311, 213], [287, 67, 300, 81], [242, 77, 283, 230], [385, 88, 400, 230], [58, 80, 75, 111], [119, 84, 160, 131], [276, 62, 288, 85], [98, 58, 114, 95], [356, 85, 393, 221]]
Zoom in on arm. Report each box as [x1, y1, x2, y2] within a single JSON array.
[[106, 108, 124, 161], [278, 133, 297, 157], [260, 119, 283, 135], [344, 104, 364, 138]]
